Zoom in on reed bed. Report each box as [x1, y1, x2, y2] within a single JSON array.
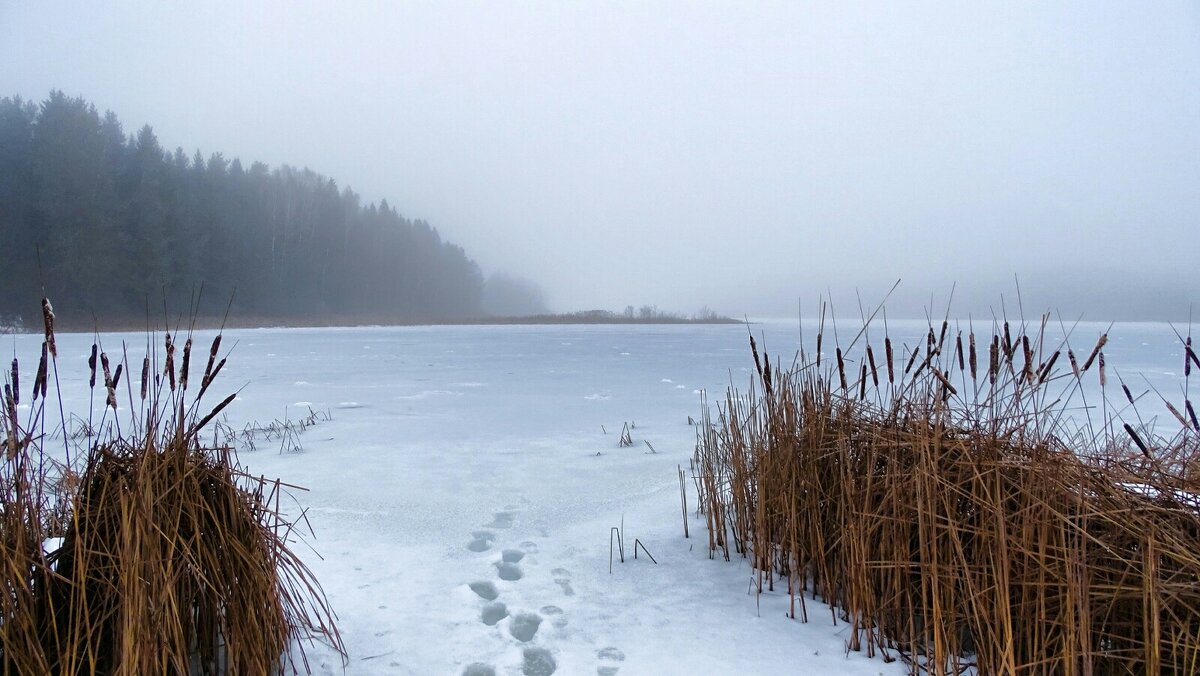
[[0, 299, 344, 674], [693, 309, 1200, 675]]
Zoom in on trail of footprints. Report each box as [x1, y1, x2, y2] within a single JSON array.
[[464, 511, 623, 676]]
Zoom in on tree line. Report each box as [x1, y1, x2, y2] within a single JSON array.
[[0, 91, 487, 324]]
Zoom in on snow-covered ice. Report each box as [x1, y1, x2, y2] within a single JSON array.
[[12, 320, 1191, 675]]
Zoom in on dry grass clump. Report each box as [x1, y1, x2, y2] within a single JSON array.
[[693, 306, 1200, 675], [0, 299, 343, 674]]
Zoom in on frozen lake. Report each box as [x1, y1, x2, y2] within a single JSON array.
[[9, 319, 1193, 675]]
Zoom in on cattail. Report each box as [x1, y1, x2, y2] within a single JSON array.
[[762, 352, 773, 396], [937, 320, 949, 351], [9, 359, 17, 407], [904, 345, 920, 375], [1165, 401, 1188, 428], [955, 332, 965, 372], [989, 335, 999, 385], [1068, 349, 1080, 379], [816, 331, 823, 368], [4, 384, 15, 429], [1122, 383, 1134, 406], [197, 358, 226, 402], [836, 348, 847, 390], [885, 337, 894, 384], [1124, 423, 1150, 458], [203, 335, 222, 387], [749, 334, 761, 376], [858, 364, 867, 400], [1037, 351, 1059, 384], [926, 328, 935, 357], [866, 344, 879, 387], [1002, 322, 1012, 359], [969, 332, 977, 381], [1186, 400, 1199, 432], [190, 392, 237, 437], [1022, 336, 1034, 384], [101, 353, 115, 409], [34, 342, 48, 400], [1187, 337, 1198, 376], [1099, 352, 1106, 388], [931, 366, 957, 396], [180, 337, 193, 391], [140, 355, 150, 401], [88, 344, 98, 388], [165, 333, 176, 392], [112, 363, 122, 390], [1082, 333, 1107, 372], [41, 297, 56, 358]]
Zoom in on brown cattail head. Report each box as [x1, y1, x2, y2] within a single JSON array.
[[858, 364, 867, 400], [165, 332, 176, 392], [1082, 333, 1108, 372], [955, 332, 965, 372], [904, 345, 920, 375], [885, 337, 894, 384], [931, 366, 957, 396], [816, 331, 823, 368], [4, 384, 15, 430], [203, 335, 222, 385], [1099, 352, 1107, 388], [1187, 337, 1197, 377], [140, 355, 150, 401], [762, 352, 773, 397], [836, 348, 848, 390], [989, 335, 999, 385], [1122, 383, 1134, 406], [1124, 423, 1150, 458], [1037, 351, 1059, 384], [1166, 401, 1188, 428], [197, 357, 226, 402], [969, 332, 977, 382], [88, 344, 98, 388], [1186, 400, 1199, 432], [866, 344, 879, 387], [100, 352, 114, 409], [926, 328, 936, 357], [34, 341, 48, 401], [180, 337, 193, 391], [41, 297, 56, 358], [1068, 349, 1080, 379], [1002, 322, 1012, 359], [9, 358, 17, 407], [1022, 336, 1034, 384], [938, 320, 949, 351], [112, 363, 122, 390]]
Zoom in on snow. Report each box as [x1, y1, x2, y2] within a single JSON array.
[[12, 320, 1191, 675]]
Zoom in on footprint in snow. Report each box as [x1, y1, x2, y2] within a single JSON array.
[[523, 647, 556, 675], [551, 568, 575, 597], [597, 646, 625, 675], [481, 602, 508, 626], [496, 561, 523, 581], [469, 581, 499, 601], [486, 511, 515, 529], [462, 664, 496, 676], [509, 611, 542, 642], [502, 549, 525, 563], [467, 530, 496, 552], [520, 540, 539, 554], [540, 605, 567, 629]]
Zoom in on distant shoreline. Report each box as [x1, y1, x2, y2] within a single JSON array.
[[14, 312, 742, 334]]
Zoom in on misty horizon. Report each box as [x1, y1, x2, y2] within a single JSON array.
[[2, 3, 1198, 321]]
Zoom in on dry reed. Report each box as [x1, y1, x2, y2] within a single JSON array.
[[693, 310, 1200, 675], [0, 298, 344, 674]]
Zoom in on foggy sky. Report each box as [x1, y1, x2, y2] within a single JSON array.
[[2, 2, 1198, 320]]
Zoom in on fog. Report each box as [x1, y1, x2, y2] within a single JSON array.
[[2, 2, 1198, 319]]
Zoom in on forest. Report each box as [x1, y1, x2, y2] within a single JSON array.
[[0, 91, 489, 325]]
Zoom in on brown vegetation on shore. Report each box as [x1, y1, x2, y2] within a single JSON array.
[[692, 306, 1200, 674]]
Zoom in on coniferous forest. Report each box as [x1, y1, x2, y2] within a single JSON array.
[[0, 91, 486, 324]]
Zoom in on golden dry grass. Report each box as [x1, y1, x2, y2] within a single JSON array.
[[693, 311, 1200, 675]]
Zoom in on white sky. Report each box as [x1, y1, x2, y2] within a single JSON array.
[[2, 1, 1198, 318]]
